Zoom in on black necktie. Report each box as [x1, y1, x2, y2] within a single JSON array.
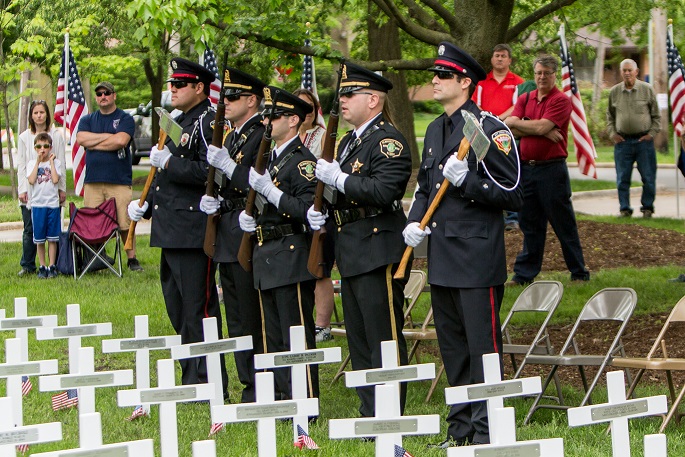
[[340, 133, 357, 162]]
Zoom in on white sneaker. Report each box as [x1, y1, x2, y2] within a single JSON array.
[[315, 326, 332, 343]]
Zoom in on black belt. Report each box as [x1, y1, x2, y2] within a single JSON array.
[[522, 158, 566, 167], [256, 223, 308, 244], [618, 131, 649, 139], [220, 197, 247, 214], [333, 200, 403, 227]]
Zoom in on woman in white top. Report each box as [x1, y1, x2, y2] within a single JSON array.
[[16, 100, 66, 276], [294, 88, 326, 158]]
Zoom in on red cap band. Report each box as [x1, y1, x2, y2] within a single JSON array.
[[170, 73, 199, 80], [434, 60, 466, 73]]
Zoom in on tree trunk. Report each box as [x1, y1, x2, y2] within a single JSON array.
[[367, 2, 420, 170], [455, 0, 515, 68], [143, 58, 164, 142], [650, 8, 669, 153]]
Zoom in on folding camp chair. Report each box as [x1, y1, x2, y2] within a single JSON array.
[[69, 198, 123, 279], [523, 287, 637, 424], [611, 294, 685, 432]]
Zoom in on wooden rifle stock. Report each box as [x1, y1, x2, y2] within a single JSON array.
[[394, 137, 470, 280], [124, 130, 167, 251], [203, 99, 228, 258]]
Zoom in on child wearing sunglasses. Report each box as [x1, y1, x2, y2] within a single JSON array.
[[26, 133, 62, 278]]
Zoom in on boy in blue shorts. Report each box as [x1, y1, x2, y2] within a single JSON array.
[[27, 132, 62, 278]]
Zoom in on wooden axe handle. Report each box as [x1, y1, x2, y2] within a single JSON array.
[[394, 137, 470, 280], [125, 130, 167, 251]]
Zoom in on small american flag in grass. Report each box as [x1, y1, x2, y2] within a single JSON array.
[[294, 424, 319, 450], [208, 422, 225, 437], [394, 444, 414, 457], [16, 443, 29, 455], [126, 405, 148, 421], [21, 376, 32, 396], [52, 389, 78, 410]]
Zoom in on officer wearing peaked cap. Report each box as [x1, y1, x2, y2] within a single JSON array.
[[308, 62, 412, 418], [200, 65, 267, 403], [127, 56, 228, 395], [404, 42, 522, 447], [238, 86, 320, 402]]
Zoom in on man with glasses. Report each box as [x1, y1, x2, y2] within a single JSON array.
[[238, 87, 319, 402], [76, 82, 141, 270], [505, 55, 590, 285], [403, 42, 521, 448], [127, 58, 228, 395], [308, 62, 411, 419], [200, 66, 266, 403]]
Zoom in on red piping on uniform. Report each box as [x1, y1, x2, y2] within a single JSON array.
[[490, 287, 498, 353], [204, 258, 212, 318], [434, 60, 466, 73]]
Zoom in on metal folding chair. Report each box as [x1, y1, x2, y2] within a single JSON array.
[[523, 288, 637, 424]]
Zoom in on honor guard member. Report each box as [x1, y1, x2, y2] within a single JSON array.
[[200, 67, 267, 403], [403, 42, 522, 448], [128, 57, 228, 394], [238, 87, 319, 401], [308, 62, 411, 418]]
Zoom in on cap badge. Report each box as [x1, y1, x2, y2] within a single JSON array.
[[171, 60, 177, 70], [342, 64, 348, 80], [438, 45, 445, 56], [264, 87, 272, 103], [223, 69, 231, 84]]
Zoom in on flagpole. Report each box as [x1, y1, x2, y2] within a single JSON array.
[[63, 30, 69, 151]]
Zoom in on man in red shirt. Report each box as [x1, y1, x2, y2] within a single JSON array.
[[504, 55, 589, 286]]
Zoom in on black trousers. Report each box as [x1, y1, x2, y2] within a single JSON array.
[[21, 205, 36, 271], [259, 280, 318, 401], [341, 264, 408, 417], [160, 248, 227, 392], [219, 261, 263, 402], [431, 284, 504, 444]]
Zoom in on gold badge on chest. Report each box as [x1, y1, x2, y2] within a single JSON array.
[[351, 158, 364, 173], [379, 138, 403, 158], [235, 151, 244, 164]]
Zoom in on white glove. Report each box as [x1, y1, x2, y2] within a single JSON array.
[[402, 222, 431, 248], [239, 210, 256, 233], [316, 159, 349, 193], [150, 145, 172, 169], [207, 144, 237, 178], [200, 195, 220, 215], [128, 200, 149, 222], [307, 205, 327, 231], [249, 168, 283, 207], [443, 154, 469, 187]]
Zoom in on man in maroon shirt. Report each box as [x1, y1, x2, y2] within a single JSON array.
[[504, 55, 589, 285]]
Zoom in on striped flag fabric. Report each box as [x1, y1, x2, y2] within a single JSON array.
[[54, 44, 89, 196], [21, 375, 32, 396], [668, 22, 685, 137], [208, 422, 224, 437], [294, 424, 319, 450], [125, 404, 148, 421], [558, 24, 597, 179], [16, 443, 29, 455], [301, 38, 326, 128], [394, 444, 414, 457], [52, 389, 78, 410], [202, 45, 222, 108]]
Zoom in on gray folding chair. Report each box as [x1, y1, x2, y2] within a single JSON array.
[[523, 288, 637, 424]]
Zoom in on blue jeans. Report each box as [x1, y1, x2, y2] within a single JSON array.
[[614, 138, 656, 213], [504, 211, 518, 224], [20, 205, 36, 271]]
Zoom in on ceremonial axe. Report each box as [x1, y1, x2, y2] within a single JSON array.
[[124, 108, 183, 251], [394, 110, 491, 279]]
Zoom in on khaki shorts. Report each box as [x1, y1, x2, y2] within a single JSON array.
[[83, 183, 133, 231]]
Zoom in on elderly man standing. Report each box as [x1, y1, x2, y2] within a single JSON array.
[[607, 59, 661, 218]]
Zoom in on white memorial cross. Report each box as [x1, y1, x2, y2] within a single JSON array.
[[192, 440, 216, 457], [0, 397, 62, 457], [448, 407, 564, 457], [36, 304, 112, 374], [254, 325, 341, 441], [329, 383, 440, 457], [39, 347, 134, 415], [1, 297, 58, 363], [445, 353, 542, 444], [118, 358, 215, 457], [102, 315, 181, 416], [31, 412, 153, 457], [568, 370, 668, 457], [212, 371, 319, 457], [1, 338, 58, 427]]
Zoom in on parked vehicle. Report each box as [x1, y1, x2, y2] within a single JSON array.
[[125, 91, 173, 165]]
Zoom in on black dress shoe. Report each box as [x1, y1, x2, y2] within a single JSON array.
[[427, 438, 468, 449], [669, 274, 685, 283]]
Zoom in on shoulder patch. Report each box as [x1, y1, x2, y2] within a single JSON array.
[[379, 138, 404, 158], [491, 130, 512, 155], [298, 160, 316, 181]]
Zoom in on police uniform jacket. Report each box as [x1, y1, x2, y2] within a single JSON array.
[[252, 137, 317, 290], [146, 98, 214, 249], [332, 114, 411, 278], [407, 100, 523, 288], [214, 115, 266, 263]]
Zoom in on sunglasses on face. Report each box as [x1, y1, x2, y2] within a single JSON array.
[[224, 93, 250, 102], [340, 91, 373, 99], [433, 71, 456, 80], [170, 81, 191, 89], [95, 91, 113, 97], [35, 144, 51, 149], [261, 110, 292, 120]]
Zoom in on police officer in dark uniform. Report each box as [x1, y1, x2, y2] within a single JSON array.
[[200, 67, 266, 403], [403, 42, 523, 447], [308, 62, 411, 418], [128, 57, 227, 393], [238, 87, 319, 401]]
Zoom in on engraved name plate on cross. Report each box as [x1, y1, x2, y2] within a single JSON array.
[[567, 370, 667, 457], [0, 297, 58, 363], [254, 324, 341, 441], [212, 371, 319, 457], [0, 397, 62, 457]]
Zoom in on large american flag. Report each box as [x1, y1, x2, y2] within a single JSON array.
[[394, 444, 414, 457], [668, 23, 685, 137], [294, 424, 319, 450], [301, 38, 326, 128], [54, 45, 88, 196], [52, 389, 78, 410], [202, 45, 222, 108], [559, 25, 597, 179]]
